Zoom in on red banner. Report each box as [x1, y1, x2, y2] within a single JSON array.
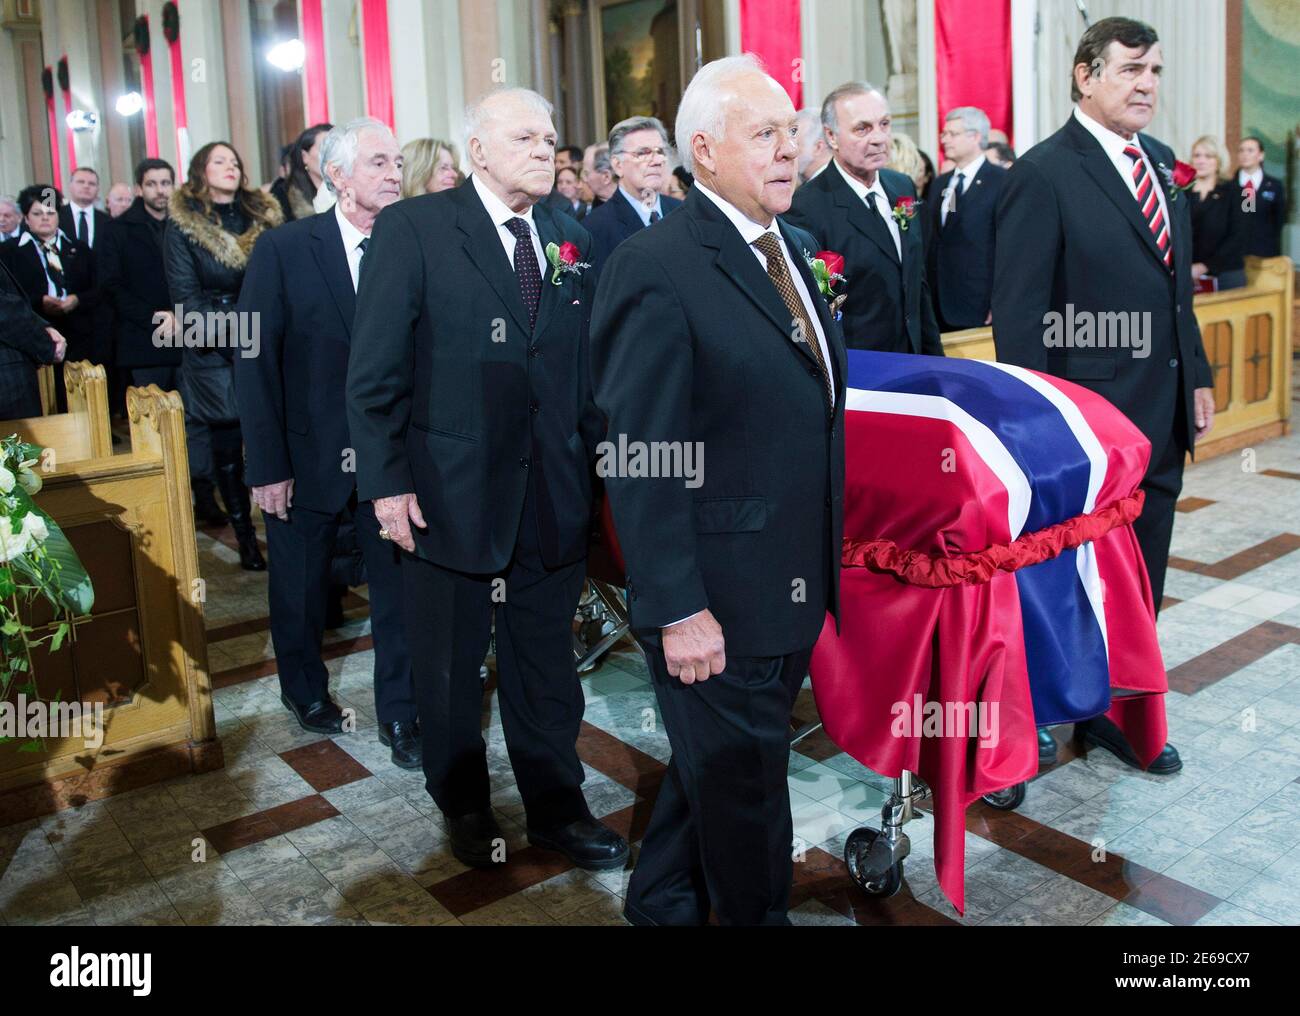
[[44, 74, 63, 191], [360, 0, 393, 129], [61, 73, 77, 173], [167, 15, 188, 166], [739, 0, 802, 109], [301, 0, 330, 125], [935, 0, 1013, 151]]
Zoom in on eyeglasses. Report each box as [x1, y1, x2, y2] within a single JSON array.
[[939, 128, 976, 141], [616, 147, 667, 162]]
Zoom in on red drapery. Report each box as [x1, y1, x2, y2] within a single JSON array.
[[360, 0, 393, 129], [166, 5, 188, 168], [60, 60, 77, 174], [135, 15, 160, 158], [43, 70, 63, 191], [739, 0, 802, 108], [301, 0, 330, 125], [934, 0, 1013, 150]]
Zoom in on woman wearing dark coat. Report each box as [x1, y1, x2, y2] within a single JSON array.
[[269, 122, 332, 223], [1188, 135, 1249, 291], [165, 140, 282, 570]]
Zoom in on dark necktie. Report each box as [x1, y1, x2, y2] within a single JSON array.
[[78, 209, 89, 245], [505, 217, 541, 330], [752, 232, 832, 406], [1123, 145, 1173, 270], [356, 236, 368, 278], [648, 209, 661, 225], [866, 191, 901, 260]]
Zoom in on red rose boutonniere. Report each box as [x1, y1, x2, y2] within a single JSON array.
[[804, 248, 847, 319], [1158, 160, 1196, 202], [544, 241, 590, 285], [891, 195, 919, 231]]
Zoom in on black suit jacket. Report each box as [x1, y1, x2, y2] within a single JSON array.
[[583, 187, 682, 272], [6, 232, 105, 363], [59, 204, 111, 249], [991, 115, 1213, 454], [590, 186, 846, 658], [1238, 172, 1286, 258], [235, 210, 361, 514], [0, 254, 56, 419], [927, 159, 1007, 329], [785, 160, 943, 355], [1189, 182, 1248, 277], [97, 198, 180, 368], [346, 179, 602, 572]]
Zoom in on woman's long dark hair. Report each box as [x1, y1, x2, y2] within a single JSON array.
[[180, 140, 276, 228], [286, 122, 333, 204]]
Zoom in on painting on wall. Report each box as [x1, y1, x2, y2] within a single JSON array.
[[591, 0, 683, 139]]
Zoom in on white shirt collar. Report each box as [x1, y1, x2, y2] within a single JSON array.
[[68, 200, 95, 214], [693, 181, 779, 247], [952, 154, 985, 185], [832, 158, 890, 207], [619, 184, 661, 225], [1073, 104, 1142, 160], [17, 228, 69, 248], [472, 172, 536, 232], [334, 203, 369, 252], [1238, 168, 1264, 187]]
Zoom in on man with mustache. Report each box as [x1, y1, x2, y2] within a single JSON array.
[[992, 17, 1214, 772], [235, 118, 419, 766]]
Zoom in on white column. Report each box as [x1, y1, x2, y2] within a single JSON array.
[[179, 0, 232, 170], [799, 0, 887, 111], [1010, 0, 1038, 152], [45, 0, 113, 182], [141, 0, 177, 170], [0, 18, 38, 194], [387, 0, 463, 145], [321, 0, 364, 124], [915, 0, 937, 155]]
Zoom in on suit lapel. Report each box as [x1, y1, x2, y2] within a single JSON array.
[[455, 181, 532, 335], [311, 212, 357, 338], [1069, 120, 1168, 270], [532, 202, 564, 339], [781, 219, 839, 375], [830, 161, 900, 266]]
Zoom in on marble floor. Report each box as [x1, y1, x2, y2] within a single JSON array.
[[2, 383, 1299, 926]]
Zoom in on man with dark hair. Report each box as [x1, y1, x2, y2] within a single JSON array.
[[59, 167, 109, 249], [556, 145, 584, 170], [545, 144, 590, 218], [985, 141, 1016, 167], [1236, 135, 1286, 258], [993, 16, 1213, 773]]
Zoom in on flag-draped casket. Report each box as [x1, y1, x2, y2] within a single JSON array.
[[810, 350, 1170, 914]]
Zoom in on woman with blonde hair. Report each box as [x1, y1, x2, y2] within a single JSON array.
[[1188, 134, 1248, 290], [888, 133, 930, 198], [400, 138, 460, 197]]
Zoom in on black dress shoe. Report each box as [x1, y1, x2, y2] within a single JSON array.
[[1038, 727, 1059, 765], [528, 816, 629, 871], [378, 720, 421, 770], [446, 809, 506, 868], [280, 693, 344, 734], [1076, 715, 1183, 774]]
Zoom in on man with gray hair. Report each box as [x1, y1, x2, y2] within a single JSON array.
[[785, 80, 944, 355], [927, 104, 1006, 330], [235, 117, 420, 766], [347, 87, 627, 873], [0, 195, 20, 241], [582, 143, 618, 206], [795, 107, 831, 183], [592, 55, 846, 925], [583, 115, 682, 270]]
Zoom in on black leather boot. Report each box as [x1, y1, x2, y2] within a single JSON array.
[[214, 459, 266, 571], [191, 477, 228, 528]]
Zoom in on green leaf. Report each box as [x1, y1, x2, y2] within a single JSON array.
[[50, 622, 69, 653], [17, 740, 44, 753], [8, 507, 94, 616]]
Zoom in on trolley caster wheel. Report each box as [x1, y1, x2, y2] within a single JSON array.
[[844, 827, 903, 898], [981, 782, 1026, 810]]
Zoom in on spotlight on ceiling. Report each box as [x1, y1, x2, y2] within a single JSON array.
[[66, 109, 100, 132], [267, 39, 305, 72], [115, 92, 144, 117]]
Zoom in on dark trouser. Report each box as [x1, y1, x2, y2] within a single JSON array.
[[1133, 411, 1188, 616], [626, 645, 811, 927], [265, 496, 414, 723], [129, 365, 212, 481], [400, 481, 589, 827]]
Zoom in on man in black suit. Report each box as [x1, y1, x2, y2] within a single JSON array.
[[582, 116, 682, 271], [346, 88, 627, 871], [785, 82, 943, 355], [59, 167, 111, 250], [236, 118, 418, 767], [1235, 136, 1287, 259], [928, 106, 1007, 330], [581, 143, 618, 210], [591, 56, 845, 926], [0, 255, 64, 419], [992, 17, 1216, 774]]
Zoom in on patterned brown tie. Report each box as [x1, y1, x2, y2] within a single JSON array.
[[752, 232, 832, 406]]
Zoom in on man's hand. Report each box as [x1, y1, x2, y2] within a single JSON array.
[[46, 328, 66, 363], [41, 294, 67, 316], [1194, 386, 1216, 441], [251, 479, 294, 521], [662, 609, 725, 685], [58, 294, 79, 312], [1190, 262, 1208, 279], [373, 493, 426, 553]]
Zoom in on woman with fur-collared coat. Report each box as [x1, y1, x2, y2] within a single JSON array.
[[165, 140, 282, 570]]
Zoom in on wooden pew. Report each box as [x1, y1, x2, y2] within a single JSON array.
[[940, 255, 1295, 460], [10, 360, 113, 464], [0, 385, 218, 821]]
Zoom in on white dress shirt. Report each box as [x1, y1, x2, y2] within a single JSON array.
[[472, 173, 545, 272], [941, 154, 985, 226], [67, 201, 96, 247], [17, 229, 69, 296], [334, 204, 370, 292], [1073, 105, 1172, 242], [1237, 168, 1264, 191], [831, 159, 902, 260], [619, 184, 664, 226]]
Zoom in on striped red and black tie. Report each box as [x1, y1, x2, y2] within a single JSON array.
[[1124, 144, 1173, 270]]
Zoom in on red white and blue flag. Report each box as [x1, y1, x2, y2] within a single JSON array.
[[811, 350, 1169, 913]]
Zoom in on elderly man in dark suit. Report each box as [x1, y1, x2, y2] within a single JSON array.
[[235, 118, 419, 766], [0, 256, 64, 419], [928, 106, 1007, 330], [785, 82, 943, 355], [583, 116, 682, 271], [993, 17, 1215, 774], [346, 87, 627, 872], [592, 55, 846, 926]]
